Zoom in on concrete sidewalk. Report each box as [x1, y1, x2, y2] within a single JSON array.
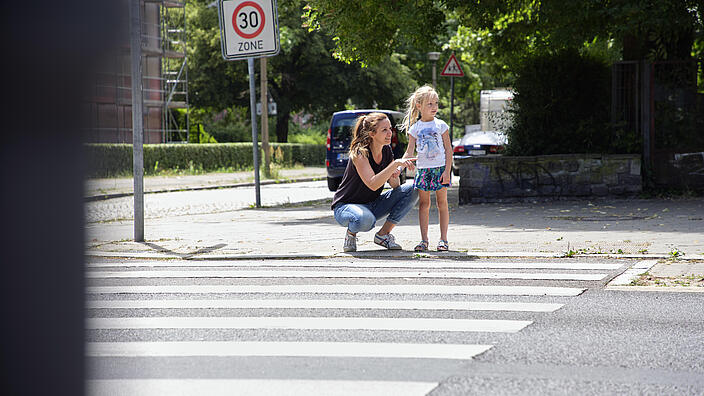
[[85, 171, 704, 290]]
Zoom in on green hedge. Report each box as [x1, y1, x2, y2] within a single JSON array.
[[505, 49, 638, 156], [86, 143, 325, 177]]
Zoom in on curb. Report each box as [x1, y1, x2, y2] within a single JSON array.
[[85, 176, 324, 202], [605, 260, 659, 286], [85, 250, 704, 261], [605, 285, 704, 293]]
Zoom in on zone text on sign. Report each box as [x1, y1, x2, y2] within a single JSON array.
[[239, 40, 264, 51]]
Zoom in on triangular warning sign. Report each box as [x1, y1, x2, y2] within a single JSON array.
[[440, 53, 464, 77]]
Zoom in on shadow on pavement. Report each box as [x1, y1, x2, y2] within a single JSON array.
[[142, 242, 228, 258]]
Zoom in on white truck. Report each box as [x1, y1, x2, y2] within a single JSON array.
[[479, 89, 514, 132]]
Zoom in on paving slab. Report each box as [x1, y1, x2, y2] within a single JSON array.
[[85, 173, 704, 289]]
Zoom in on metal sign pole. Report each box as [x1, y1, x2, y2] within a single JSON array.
[[218, 0, 279, 208], [261, 57, 270, 176], [129, 0, 144, 241], [248, 57, 261, 207], [450, 76, 454, 142], [441, 53, 463, 143]]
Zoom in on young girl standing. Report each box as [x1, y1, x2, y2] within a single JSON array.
[[402, 85, 453, 251]]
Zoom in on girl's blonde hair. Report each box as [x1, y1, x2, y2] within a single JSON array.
[[402, 85, 439, 133], [348, 112, 389, 161]]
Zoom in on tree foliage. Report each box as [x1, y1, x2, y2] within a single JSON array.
[[303, 0, 445, 64], [187, 0, 416, 142], [187, 1, 250, 108], [306, 0, 703, 64]]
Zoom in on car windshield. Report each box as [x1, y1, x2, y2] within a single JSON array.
[[332, 112, 405, 144], [332, 117, 358, 142]]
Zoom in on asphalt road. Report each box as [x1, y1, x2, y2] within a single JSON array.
[[84, 256, 704, 396], [85, 180, 333, 223]]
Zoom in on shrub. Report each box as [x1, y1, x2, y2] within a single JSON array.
[[200, 107, 253, 143], [287, 120, 327, 144], [188, 123, 218, 144], [505, 49, 637, 155]]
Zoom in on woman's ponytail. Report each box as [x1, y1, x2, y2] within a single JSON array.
[[348, 112, 388, 161]]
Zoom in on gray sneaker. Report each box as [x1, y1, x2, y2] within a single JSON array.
[[374, 232, 402, 250], [343, 231, 357, 252]]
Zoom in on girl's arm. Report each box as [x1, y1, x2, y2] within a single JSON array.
[[402, 135, 417, 172], [441, 130, 453, 185], [353, 155, 416, 191], [403, 135, 416, 159], [389, 137, 418, 188]]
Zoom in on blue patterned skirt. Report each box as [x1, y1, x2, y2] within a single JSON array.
[[414, 166, 450, 191]]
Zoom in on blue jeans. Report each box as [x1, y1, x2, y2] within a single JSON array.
[[333, 182, 418, 233]]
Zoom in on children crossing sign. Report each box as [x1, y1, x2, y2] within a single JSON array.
[[218, 0, 280, 60], [440, 53, 464, 77], [439, 53, 464, 142]]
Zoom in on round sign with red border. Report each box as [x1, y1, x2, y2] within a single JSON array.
[[232, 1, 265, 39], [218, 0, 280, 60]]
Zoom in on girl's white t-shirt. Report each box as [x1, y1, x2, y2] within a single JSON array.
[[407, 118, 448, 169]]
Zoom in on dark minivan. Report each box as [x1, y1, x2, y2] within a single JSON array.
[[325, 109, 407, 191]]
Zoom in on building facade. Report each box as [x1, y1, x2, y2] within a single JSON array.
[[86, 0, 189, 144]]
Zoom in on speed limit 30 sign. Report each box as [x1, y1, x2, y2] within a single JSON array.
[[218, 0, 280, 60]]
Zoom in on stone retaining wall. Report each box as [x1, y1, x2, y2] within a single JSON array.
[[457, 154, 642, 204], [654, 151, 704, 191]]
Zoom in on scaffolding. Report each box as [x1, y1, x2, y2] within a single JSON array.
[[152, 0, 189, 142], [86, 0, 189, 144]]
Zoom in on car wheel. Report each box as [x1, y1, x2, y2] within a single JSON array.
[[452, 165, 459, 176], [327, 177, 342, 191]]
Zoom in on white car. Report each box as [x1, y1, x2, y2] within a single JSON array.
[[452, 130, 507, 175]]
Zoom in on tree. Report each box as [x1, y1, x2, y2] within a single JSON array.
[[267, 0, 416, 141], [302, 0, 445, 64], [187, 0, 416, 142], [505, 49, 617, 156], [305, 0, 703, 63], [187, 0, 250, 108], [305, 0, 703, 150]]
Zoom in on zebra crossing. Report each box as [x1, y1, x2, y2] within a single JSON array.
[[85, 257, 624, 396]]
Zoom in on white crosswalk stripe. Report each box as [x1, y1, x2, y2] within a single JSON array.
[[86, 341, 494, 359], [86, 260, 622, 270], [87, 316, 532, 332], [87, 379, 439, 396], [85, 258, 618, 396], [85, 269, 606, 280], [86, 299, 564, 312], [86, 284, 585, 296]]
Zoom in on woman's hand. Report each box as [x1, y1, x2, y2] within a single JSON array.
[[395, 157, 417, 172], [355, 154, 413, 191], [388, 172, 401, 188]]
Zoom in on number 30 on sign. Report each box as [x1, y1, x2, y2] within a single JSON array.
[[218, 0, 280, 60]]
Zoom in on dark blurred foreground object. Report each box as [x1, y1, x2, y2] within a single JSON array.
[[0, 1, 122, 395]]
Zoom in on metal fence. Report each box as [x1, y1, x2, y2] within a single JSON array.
[[613, 59, 704, 190]]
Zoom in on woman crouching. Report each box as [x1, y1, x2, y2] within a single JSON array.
[[331, 112, 418, 252]]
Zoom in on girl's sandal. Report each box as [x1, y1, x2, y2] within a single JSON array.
[[414, 240, 429, 252], [437, 240, 449, 251]]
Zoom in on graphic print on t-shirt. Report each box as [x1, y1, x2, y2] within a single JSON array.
[[417, 128, 443, 161]]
